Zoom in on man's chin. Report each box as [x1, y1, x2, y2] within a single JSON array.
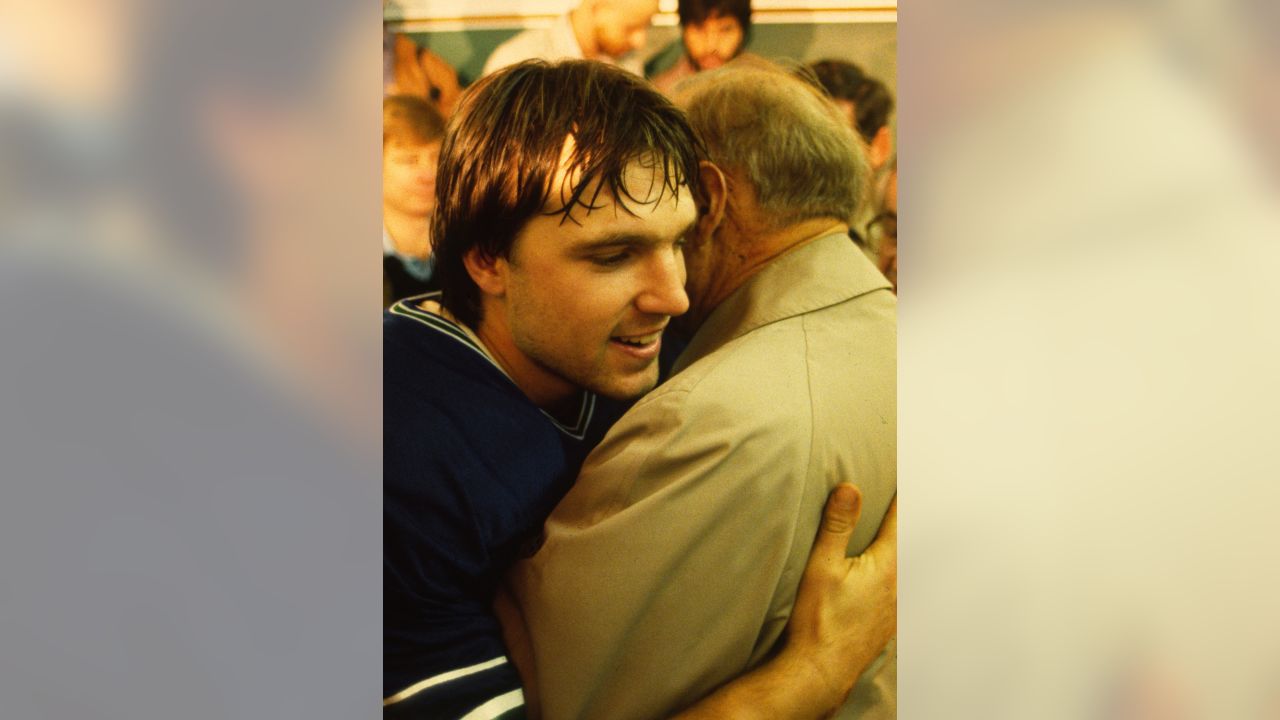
[[603, 44, 636, 60], [591, 367, 660, 402], [693, 56, 725, 72]]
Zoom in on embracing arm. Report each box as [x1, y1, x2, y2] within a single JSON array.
[[672, 486, 898, 720], [498, 484, 897, 720], [508, 379, 894, 719]]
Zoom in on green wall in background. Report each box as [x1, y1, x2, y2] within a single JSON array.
[[407, 29, 517, 87], [406, 22, 896, 95]]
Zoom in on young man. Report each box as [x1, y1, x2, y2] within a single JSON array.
[[384, 60, 895, 719], [383, 95, 447, 307], [651, 0, 751, 93], [481, 0, 659, 77], [507, 59, 897, 719]]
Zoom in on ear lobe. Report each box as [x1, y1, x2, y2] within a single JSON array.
[[463, 247, 508, 297], [695, 160, 728, 238]]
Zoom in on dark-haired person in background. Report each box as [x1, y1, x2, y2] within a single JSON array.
[[809, 59, 895, 173], [650, 0, 752, 94], [384, 59, 895, 720], [867, 158, 897, 292], [383, 95, 446, 307], [808, 59, 896, 271]]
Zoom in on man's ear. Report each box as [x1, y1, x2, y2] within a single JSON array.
[[695, 160, 729, 239], [462, 247, 508, 298], [868, 125, 893, 171]]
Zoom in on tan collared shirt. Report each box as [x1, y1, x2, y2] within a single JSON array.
[[510, 232, 898, 720]]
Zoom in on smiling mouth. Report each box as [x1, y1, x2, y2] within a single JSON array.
[[612, 331, 663, 347], [609, 330, 664, 360]]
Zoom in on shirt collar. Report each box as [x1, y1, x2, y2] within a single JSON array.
[[672, 231, 891, 374]]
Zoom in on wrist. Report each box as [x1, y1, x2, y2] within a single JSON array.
[[769, 646, 847, 718]]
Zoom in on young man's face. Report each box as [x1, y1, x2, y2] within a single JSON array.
[[683, 12, 744, 71], [382, 138, 441, 217], [488, 159, 696, 403]]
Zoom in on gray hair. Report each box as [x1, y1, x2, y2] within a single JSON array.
[[672, 58, 869, 229]]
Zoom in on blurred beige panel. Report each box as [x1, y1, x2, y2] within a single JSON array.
[[0, 0, 142, 113], [903, 1, 1280, 717]]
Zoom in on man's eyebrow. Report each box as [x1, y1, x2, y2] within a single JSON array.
[[573, 234, 642, 251], [574, 219, 697, 252]]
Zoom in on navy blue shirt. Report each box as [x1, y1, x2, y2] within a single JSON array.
[[383, 296, 625, 718]]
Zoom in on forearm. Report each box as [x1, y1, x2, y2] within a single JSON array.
[[670, 651, 843, 720], [674, 488, 898, 720]]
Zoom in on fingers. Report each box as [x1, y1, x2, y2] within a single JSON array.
[[812, 483, 863, 561], [864, 495, 897, 594], [865, 495, 897, 563], [873, 495, 897, 544]]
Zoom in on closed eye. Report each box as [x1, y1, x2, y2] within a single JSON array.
[[590, 250, 632, 268]]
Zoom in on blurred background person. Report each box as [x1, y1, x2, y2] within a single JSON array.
[[808, 58, 895, 270], [383, 94, 446, 307], [867, 158, 896, 291], [482, 0, 659, 77], [650, 0, 752, 93], [809, 58, 895, 173]]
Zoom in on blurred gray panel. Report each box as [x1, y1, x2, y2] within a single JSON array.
[[1, 0, 382, 716]]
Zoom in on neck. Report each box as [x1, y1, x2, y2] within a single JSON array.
[[383, 207, 432, 259], [569, 4, 600, 58], [472, 310, 580, 415], [688, 217, 847, 331]]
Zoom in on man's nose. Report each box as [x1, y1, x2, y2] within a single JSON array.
[[635, 250, 689, 317]]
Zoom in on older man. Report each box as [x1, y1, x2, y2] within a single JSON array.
[[508, 59, 897, 720]]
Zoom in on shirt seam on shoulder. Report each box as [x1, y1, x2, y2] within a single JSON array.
[[763, 313, 819, 640]]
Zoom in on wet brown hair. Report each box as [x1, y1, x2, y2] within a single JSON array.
[[433, 59, 705, 328]]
